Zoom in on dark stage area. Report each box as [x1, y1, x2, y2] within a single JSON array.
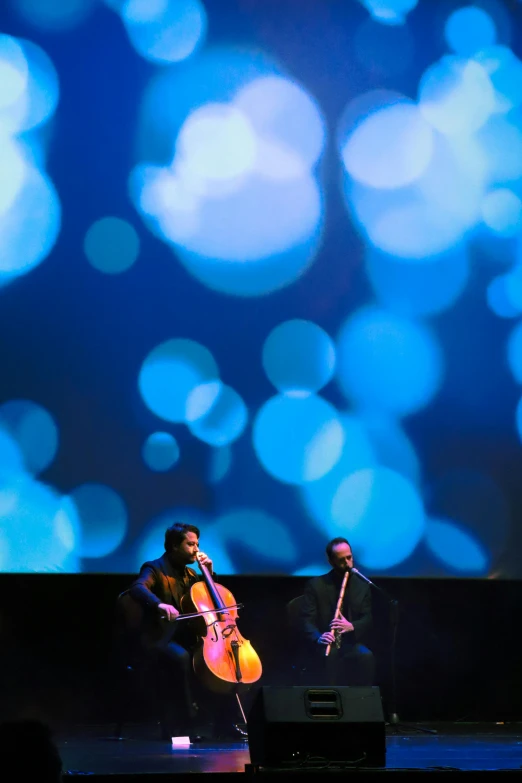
[[1, 574, 522, 724], [1, 575, 522, 778]]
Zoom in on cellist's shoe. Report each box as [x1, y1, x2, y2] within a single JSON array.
[[187, 717, 208, 742], [214, 723, 246, 741]]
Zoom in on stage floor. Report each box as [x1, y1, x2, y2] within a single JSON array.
[[56, 722, 522, 777]]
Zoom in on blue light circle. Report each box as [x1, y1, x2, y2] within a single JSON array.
[[353, 195, 469, 260], [425, 518, 489, 574], [0, 167, 61, 287], [361, 414, 420, 485], [344, 128, 486, 260], [208, 445, 232, 484], [336, 89, 406, 146], [3, 37, 60, 133], [84, 217, 140, 274], [445, 6, 496, 57], [188, 384, 247, 447], [0, 426, 24, 474], [0, 400, 58, 475], [0, 137, 27, 219], [68, 483, 127, 559], [253, 395, 344, 485], [0, 474, 79, 572], [481, 189, 522, 236], [0, 35, 28, 113], [262, 320, 336, 395], [213, 508, 297, 572], [301, 414, 377, 529], [474, 45, 522, 114], [142, 432, 180, 472], [136, 47, 280, 162], [428, 470, 510, 558], [292, 563, 326, 576], [336, 306, 443, 417], [330, 467, 425, 570], [234, 75, 326, 171], [122, 0, 207, 65], [0, 470, 21, 516], [418, 55, 494, 136], [186, 381, 221, 423], [359, 0, 418, 25], [507, 319, 522, 383], [139, 338, 219, 424], [415, 132, 487, 236], [487, 273, 522, 318], [477, 114, 522, 185], [11, 0, 95, 31], [174, 225, 323, 297], [366, 247, 470, 317]]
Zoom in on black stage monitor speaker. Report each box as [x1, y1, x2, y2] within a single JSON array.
[[247, 686, 386, 768]]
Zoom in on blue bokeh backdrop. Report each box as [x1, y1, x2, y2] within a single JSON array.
[[1, 0, 522, 577]]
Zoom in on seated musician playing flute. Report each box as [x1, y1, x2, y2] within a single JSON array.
[[299, 537, 375, 686]]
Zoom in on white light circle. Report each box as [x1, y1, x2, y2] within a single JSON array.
[[342, 101, 434, 189], [419, 55, 495, 136], [175, 103, 258, 195]]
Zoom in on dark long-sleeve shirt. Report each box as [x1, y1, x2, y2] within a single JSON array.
[[129, 552, 199, 612]]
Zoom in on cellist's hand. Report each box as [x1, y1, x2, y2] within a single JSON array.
[[197, 551, 213, 572], [158, 603, 179, 622]]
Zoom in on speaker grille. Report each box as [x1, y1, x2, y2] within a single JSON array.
[[304, 689, 343, 719]]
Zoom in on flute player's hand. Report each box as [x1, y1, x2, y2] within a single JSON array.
[[318, 631, 336, 645], [330, 615, 354, 634]]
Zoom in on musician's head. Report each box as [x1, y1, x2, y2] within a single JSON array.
[[165, 522, 200, 564], [326, 537, 353, 574]]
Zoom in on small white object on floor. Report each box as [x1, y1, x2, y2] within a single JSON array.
[[171, 736, 191, 746]]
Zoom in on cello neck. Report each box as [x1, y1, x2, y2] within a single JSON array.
[[197, 556, 225, 610]]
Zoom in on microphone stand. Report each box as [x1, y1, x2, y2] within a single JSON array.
[[350, 568, 436, 735]]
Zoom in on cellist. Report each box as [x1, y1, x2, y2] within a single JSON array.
[[127, 522, 240, 741]]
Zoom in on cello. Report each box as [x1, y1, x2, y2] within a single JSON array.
[[181, 553, 263, 694]]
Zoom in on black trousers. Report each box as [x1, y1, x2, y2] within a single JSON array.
[[151, 639, 241, 735], [305, 642, 375, 686], [152, 640, 197, 733]]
